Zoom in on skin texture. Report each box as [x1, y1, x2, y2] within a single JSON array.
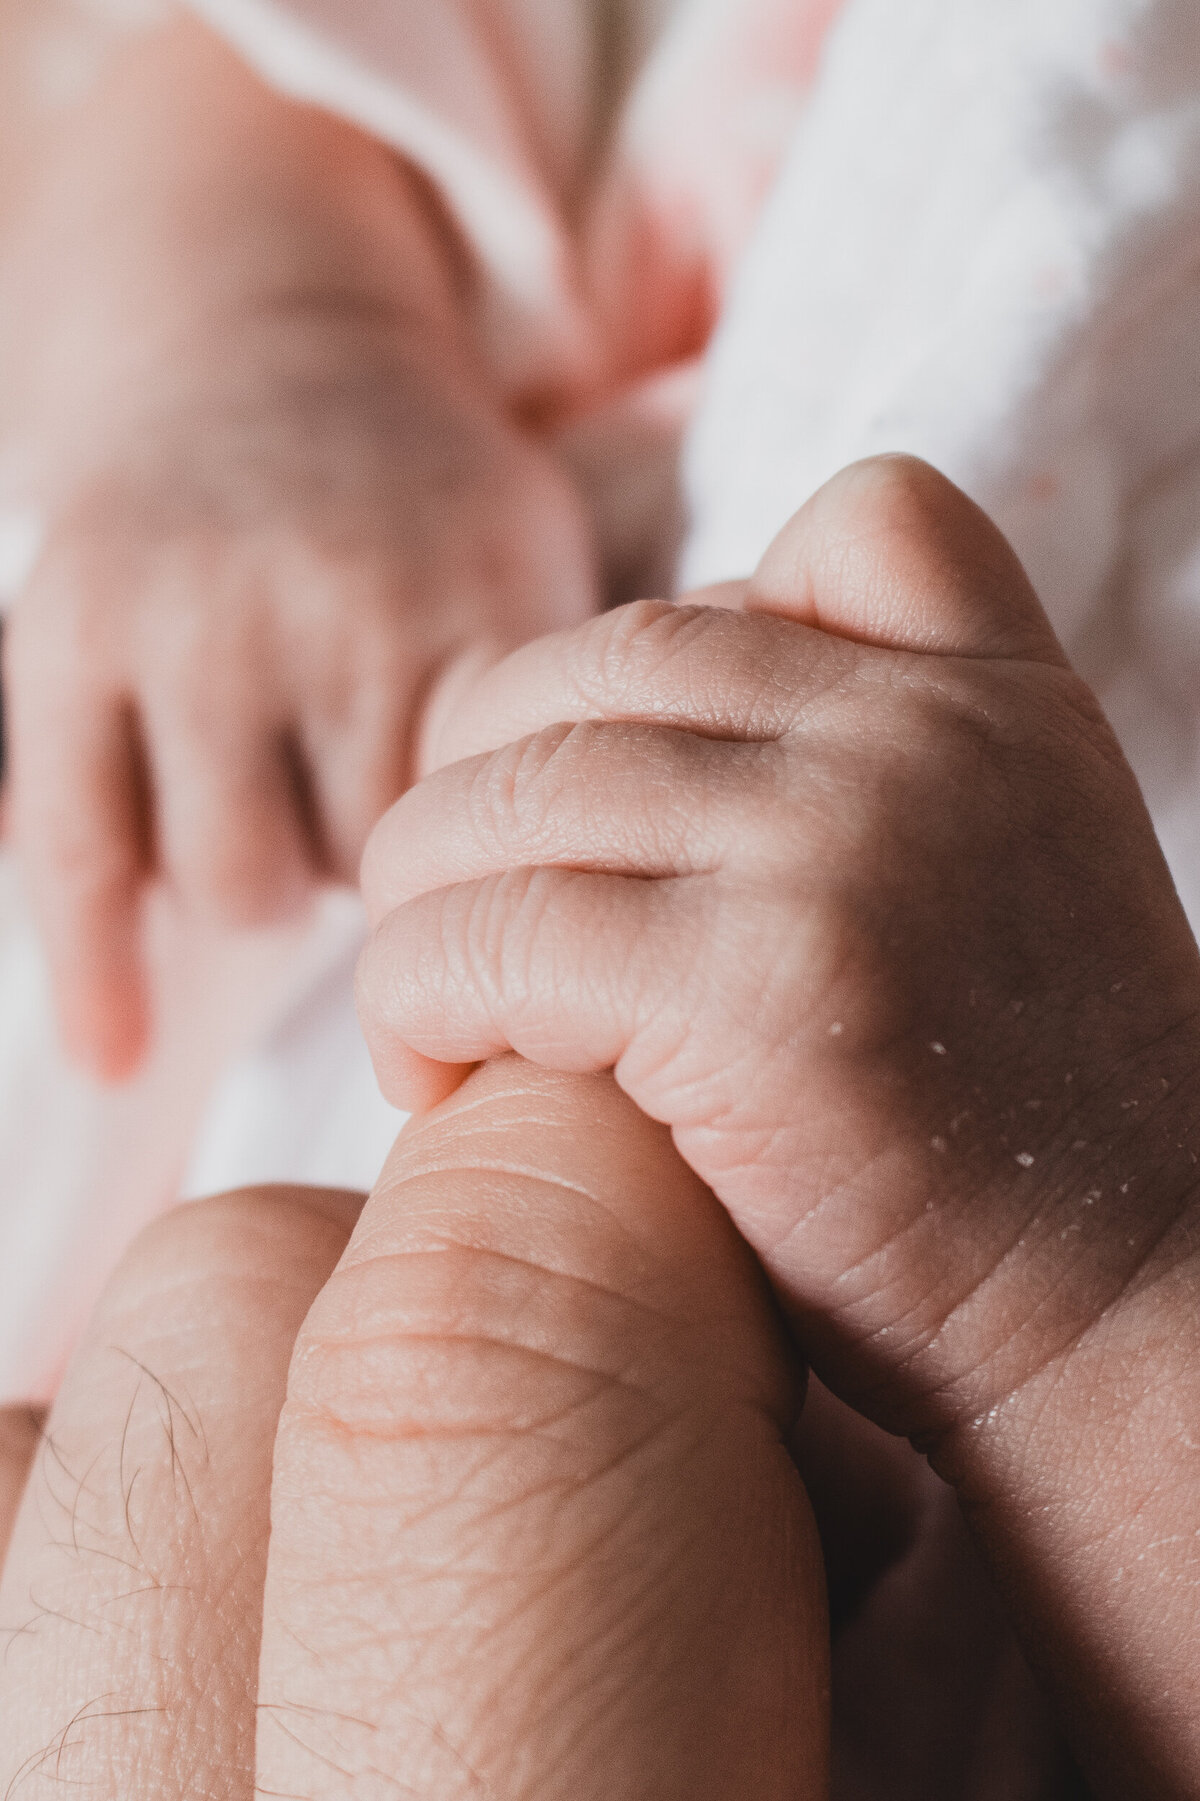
[[0, 1184, 363, 1791], [0, 1060, 829, 1798], [1, 16, 596, 1081], [357, 456, 1200, 1795]]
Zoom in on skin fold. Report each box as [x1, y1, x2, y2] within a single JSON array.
[[358, 456, 1200, 1795]]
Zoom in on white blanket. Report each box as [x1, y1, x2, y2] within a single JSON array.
[[683, 0, 1200, 929]]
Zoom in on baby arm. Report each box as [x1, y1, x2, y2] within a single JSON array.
[[2, 15, 595, 1079], [358, 456, 1200, 1797]]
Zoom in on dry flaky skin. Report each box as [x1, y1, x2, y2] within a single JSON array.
[[0, 1060, 830, 1798], [259, 1057, 829, 1799]]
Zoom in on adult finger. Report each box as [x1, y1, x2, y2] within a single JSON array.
[[0, 1408, 43, 1563], [258, 1058, 829, 1799], [745, 455, 1068, 663], [301, 673, 413, 884], [0, 1183, 361, 1797], [144, 690, 314, 927], [3, 623, 150, 1079], [361, 719, 775, 924]]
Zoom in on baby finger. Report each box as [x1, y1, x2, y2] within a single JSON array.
[[5, 670, 150, 1080], [144, 695, 314, 928], [357, 869, 695, 1112], [418, 597, 849, 772], [362, 720, 779, 924]]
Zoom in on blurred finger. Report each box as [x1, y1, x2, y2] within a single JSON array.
[[0, 1184, 360, 1796], [4, 647, 150, 1079], [144, 694, 314, 927], [302, 688, 411, 885]]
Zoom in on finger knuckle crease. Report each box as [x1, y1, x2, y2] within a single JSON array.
[[579, 598, 711, 710]]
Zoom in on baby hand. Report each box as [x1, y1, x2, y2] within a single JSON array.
[[5, 302, 595, 1079], [359, 457, 1200, 1792], [361, 452, 1200, 1408]]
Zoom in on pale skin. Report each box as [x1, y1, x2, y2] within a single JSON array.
[[0, 1069, 1132, 1797], [1, 16, 596, 1080], [3, 13, 1193, 1786], [358, 456, 1200, 1797], [0, 1056, 1087, 1798], [0, 460, 1171, 1793]]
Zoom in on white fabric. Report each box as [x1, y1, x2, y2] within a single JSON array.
[[682, 0, 1200, 921]]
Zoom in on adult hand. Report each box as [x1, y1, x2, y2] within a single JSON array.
[[0, 1059, 828, 1796]]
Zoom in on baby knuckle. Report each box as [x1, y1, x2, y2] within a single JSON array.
[[712, 740, 799, 865], [716, 860, 894, 1041], [158, 652, 226, 734], [464, 722, 577, 855], [579, 596, 714, 706], [893, 678, 1030, 826], [786, 680, 994, 860], [407, 865, 578, 1045], [474, 865, 564, 999]]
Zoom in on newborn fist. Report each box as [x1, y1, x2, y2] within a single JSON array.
[[359, 456, 1200, 1440]]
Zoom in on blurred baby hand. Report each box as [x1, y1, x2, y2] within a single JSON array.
[[4, 303, 595, 1080]]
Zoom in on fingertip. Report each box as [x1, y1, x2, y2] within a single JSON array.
[[369, 1040, 475, 1115], [58, 966, 152, 1084], [414, 639, 512, 780], [354, 922, 476, 1107], [748, 454, 1066, 664]]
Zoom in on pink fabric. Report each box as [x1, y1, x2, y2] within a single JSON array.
[[586, 0, 847, 385], [187, 0, 845, 404]]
